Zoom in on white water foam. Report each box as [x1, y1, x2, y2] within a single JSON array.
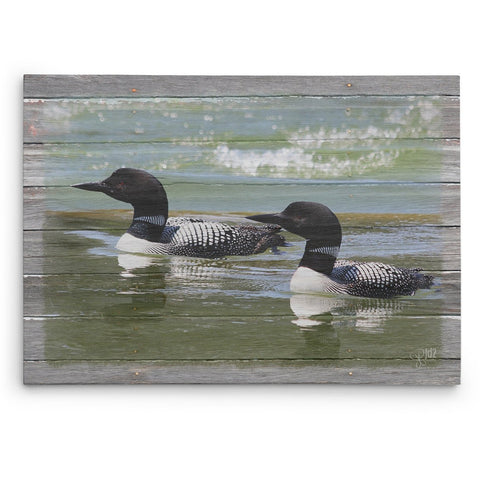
[[211, 144, 400, 178], [208, 99, 441, 178]]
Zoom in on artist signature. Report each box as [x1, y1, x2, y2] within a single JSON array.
[[410, 347, 437, 368]]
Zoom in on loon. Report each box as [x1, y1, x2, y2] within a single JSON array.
[[72, 168, 286, 258], [247, 201, 434, 298]]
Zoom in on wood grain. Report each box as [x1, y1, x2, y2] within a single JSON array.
[[24, 75, 460, 98], [24, 315, 460, 361], [23, 139, 460, 185], [23, 75, 461, 384], [23, 96, 459, 144], [23, 226, 460, 272], [23, 184, 461, 230], [23, 271, 460, 318], [24, 359, 461, 385]]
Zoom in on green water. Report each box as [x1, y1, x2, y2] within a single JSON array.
[[24, 210, 457, 364], [23, 94, 459, 373]]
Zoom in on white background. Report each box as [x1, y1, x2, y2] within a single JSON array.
[[3, 1, 478, 479]]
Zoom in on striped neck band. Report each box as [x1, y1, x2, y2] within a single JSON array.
[[134, 215, 166, 227], [306, 245, 340, 257]]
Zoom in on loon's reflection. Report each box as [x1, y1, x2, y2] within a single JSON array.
[[290, 293, 408, 333], [116, 252, 289, 297], [289, 294, 412, 359], [118, 253, 159, 276], [288, 295, 339, 358], [117, 253, 236, 280], [290, 294, 345, 327]]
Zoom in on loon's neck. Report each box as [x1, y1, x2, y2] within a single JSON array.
[[299, 240, 340, 275], [127, 203, 168, 242]]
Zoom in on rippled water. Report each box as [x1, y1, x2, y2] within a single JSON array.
[[25, 95, 452, 185], [24, 94, 458, 369]]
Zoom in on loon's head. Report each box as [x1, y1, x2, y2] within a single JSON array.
[[247, 202, 342, 275], [72, 168, 169, 217], [247, 201, 341, 245]]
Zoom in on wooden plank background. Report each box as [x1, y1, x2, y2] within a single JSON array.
[[23, 75, 460, 384], [24, 75, 460, 97]]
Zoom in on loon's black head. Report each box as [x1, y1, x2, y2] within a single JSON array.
[[247, 202, 342, 275], [247, 201, 341, 244], [72, 168, 168, 217]]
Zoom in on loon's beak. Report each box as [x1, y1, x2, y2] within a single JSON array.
[[246, 212, 285, 226], [71, 181, 109, 193]]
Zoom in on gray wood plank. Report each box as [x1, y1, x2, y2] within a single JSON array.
[[22, 74, 461, 385], [23, 75, 460, 98], [23, 315, 460, 361], [23, 184, 461, 229], [23, 139, 461, 185], [23, 359, 461, 384], [22, 271, 460, 318], [23, 96, 460, 143], [23, 226, 461, 273]]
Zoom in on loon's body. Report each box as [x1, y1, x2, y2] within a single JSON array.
[[73, 168, 285, 258], [115, 217, 283, 258], [289, 262, 431, 298], [247, 201, 433, 298]]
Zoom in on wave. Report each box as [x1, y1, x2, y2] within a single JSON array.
[[210, 144, 400, 179]]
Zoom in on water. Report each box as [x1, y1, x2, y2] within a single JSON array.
[[24, 210, 456, 364], [23, 94, 459, 375], [25, 95, 456, 185]]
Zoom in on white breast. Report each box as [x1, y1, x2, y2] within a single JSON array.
[[290, 266, 344, 294], [116, 233, 166, 254]]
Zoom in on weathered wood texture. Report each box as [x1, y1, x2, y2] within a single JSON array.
[[23, 272, 460, 318], [24, 96, 460, 143], [23, 185, 461, 229], [24, 315, 460, 360], [23, 227, 461, 272], [23, 75, 460, 384], [24, 360, 461, 385], [24, 140, 460, 185], [24, 75, 459, 97]]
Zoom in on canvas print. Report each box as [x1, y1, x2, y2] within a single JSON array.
[[23, 75, 460, 384]]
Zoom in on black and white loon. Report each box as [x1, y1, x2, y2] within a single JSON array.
[[72, 168, 286, 258], [247, 201, 434, 298]]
